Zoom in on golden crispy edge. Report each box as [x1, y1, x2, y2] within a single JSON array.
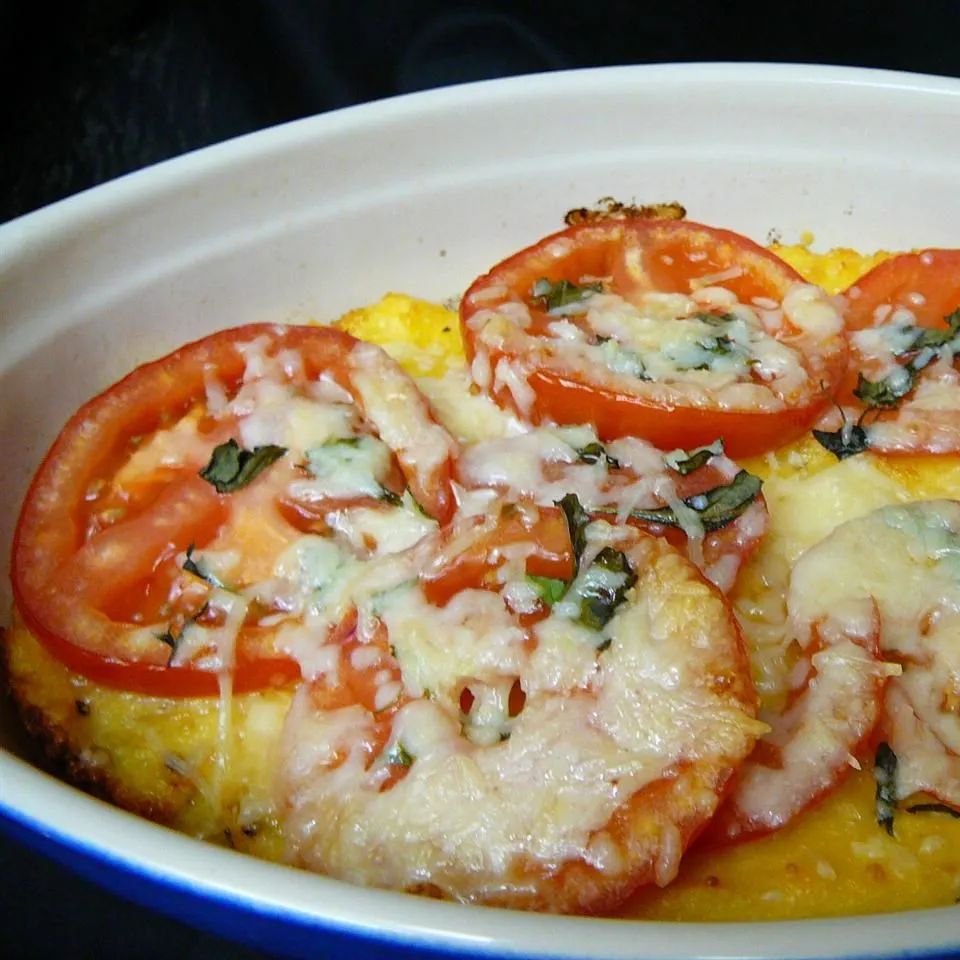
[[1, 622, 185, 824], [564, 198, 687, 226]]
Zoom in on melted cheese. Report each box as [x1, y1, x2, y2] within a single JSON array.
[[475, 277, 843, 415], [15, 243, 960, 921], [279, 520, 759, 902]]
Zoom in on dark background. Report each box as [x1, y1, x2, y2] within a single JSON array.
[[5, 0, 960, 223], [3, 1, 960, 957]]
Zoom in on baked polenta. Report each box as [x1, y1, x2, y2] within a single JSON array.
[[6, 218, 960, 916]]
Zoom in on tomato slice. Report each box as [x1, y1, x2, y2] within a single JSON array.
[[460, 218, 847, 458], [453, 429, 767, 594], [830, 250, 960, 455], [705, 612, 886, 845], [422, 505, 573, 607], [12, 324, 456, 696], [844, 250, 960, 332]]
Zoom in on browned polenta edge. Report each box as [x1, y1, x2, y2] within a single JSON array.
[[0, 623, 186, 825]]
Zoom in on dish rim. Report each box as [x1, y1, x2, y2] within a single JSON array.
[[2, 60, 960, 959]]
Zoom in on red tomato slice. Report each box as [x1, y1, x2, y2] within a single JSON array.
[[422, 506, 573, 608], [460, 218, 846, 457], [12, 324, 456, 696], [832, 251, 960, 455], [704, 609, 887, 846], [626, 462, 768, 589], [844, 250, 960, 331]]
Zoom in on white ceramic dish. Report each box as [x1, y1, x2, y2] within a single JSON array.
[[2, 62, 959, 959]]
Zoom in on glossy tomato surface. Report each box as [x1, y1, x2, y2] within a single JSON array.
[[11, 324, 454, 696], [461, 218, 847, 457]]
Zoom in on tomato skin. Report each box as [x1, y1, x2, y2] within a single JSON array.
[[844, 250, 960, 332], [12, 323, 455, 696], [833, 251, 960, 454], [461, 218, 845, 458], [525, 366, 830, 457], [702, 614, 886, 848]]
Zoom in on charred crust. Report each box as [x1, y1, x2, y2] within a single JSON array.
[[4, 660, 182, 826], [564, 198, 687, 227]]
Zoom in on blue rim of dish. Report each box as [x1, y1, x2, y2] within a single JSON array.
[[2, 781, 959, 960], [4, 789, 960, 960]]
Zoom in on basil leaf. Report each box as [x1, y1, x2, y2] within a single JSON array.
[[854, 368, 918, 410], [700, 334, 736, 357], [596, 338, 649, 380], [182, 544, 204, 579], [527, 574, 568, 605], [576, 547, 637, 631], [382, 742, 414, 767], [851, 309, 960, 417], [623, 469, 762, 533], [906, 802, 960, 819], [874, 741, 898, 836], [556, 492, 590, 575], [183, 544, 224, 587], [812, 424, 870, 461], [531, 277, 601, 312], [663, 438, 725, 476], [577, 441, 621, 469], [404, 489, 432, 519], [902, 308, 960, 352], [199, 439, 287, 493], [157, 601, 210, 664]]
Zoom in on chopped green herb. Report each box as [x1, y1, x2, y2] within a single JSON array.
[[700, 334, 736, 357], [556, 492, 590, 574], [182, 544, 204, 579], [577, 441, 621, 469], [199, 439, 287, 493], [813, 423, 870, 461], [156, 603, 209, 664], [405, 488, 431, 518], [156, 628, 181, 663], [874, 741, 898, 836], [183, 544, 224, 587], [382, 742, 414, 767], [576, 547, 637, 631], [900, 308, 960, 352], [906, 802, 960, 819], [851, 311, 960, 414], [596, 338, 648, 379], [663, 439, 725, 476], [527, 574, 568, 605], [854, 368, 919, 410], [379, 488, 403, 506], [622, 469, 762, 533], [531, 277, 601, 313]]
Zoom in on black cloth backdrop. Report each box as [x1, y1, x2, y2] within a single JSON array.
[[3, 1, 960, 956], [5, 0, 960, 222]]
